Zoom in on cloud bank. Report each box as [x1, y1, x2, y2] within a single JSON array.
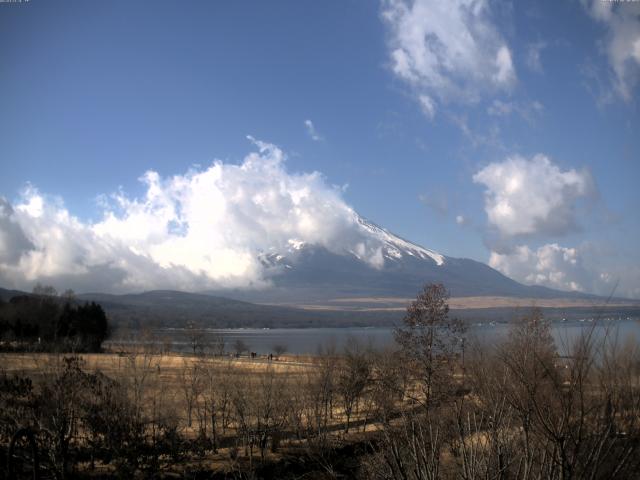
[[381, 0, 516, 116], [0, 139, 385, 293], [489, 243, 640, 299], [489, 243, 587, 293]]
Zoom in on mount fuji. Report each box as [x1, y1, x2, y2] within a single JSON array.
[[210, 215, 597, 307]]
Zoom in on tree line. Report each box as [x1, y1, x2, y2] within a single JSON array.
[[0, 284, 110, 353]]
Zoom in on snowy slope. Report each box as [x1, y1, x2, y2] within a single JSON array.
[[355, 216, 445, 266]]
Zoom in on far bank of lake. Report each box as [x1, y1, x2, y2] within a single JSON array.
[[108, 317, 640, 356]]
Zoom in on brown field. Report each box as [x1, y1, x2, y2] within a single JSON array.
[[1, 349, 376, 476], [284, 295, 640, 311], [0, 350, 372, 437], [0, 351, 316, 380]]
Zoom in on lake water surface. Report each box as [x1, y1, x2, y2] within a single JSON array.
[[140, 318, 640, 355]]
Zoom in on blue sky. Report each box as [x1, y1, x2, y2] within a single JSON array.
[[0, 0, 639, 297]]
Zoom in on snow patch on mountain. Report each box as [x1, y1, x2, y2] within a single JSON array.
[[356, 216, 445, 266]]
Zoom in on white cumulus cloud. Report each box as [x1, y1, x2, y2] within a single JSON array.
[[473, 154, 594, 238], [381, 0, 516, 116], [0, 139, 388, 293]]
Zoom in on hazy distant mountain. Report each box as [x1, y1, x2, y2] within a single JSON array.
[[0, 287, 400, 328], [0, 287, 26, 302], [73, 290, 335, 328]]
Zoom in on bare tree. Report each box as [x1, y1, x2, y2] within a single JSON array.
[[394, 283, 464, 409], [35, 355, 90, 479], [186, 320, 205, 356], [179, 359, 201, 428], [298, 341, 338, 456], [209, 331, 226, 356], [61, 289, 75, 302], [233, 338, 249, 356], [32, 283, 58, 298], [497, 308, 559, 478], [272, 344, 287, 360], [255, 365, 290, 460], [370, 346, 407, 425], [336, 337, 371, 433]]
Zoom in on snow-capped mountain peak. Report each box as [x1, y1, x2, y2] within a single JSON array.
[[356, 215, 445, 266]]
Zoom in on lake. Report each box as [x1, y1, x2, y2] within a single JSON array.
[[109, 317, 640, 355]]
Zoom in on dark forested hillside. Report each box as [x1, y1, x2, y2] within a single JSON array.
[[0, 287, 109, 352]]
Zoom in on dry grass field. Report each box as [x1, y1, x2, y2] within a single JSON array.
[[1, 348, 379, 441], [286, 295, 640, 311], [1, 351, 315, 377], [1, 350, 323, 432], [1, 349, 377, 477]]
